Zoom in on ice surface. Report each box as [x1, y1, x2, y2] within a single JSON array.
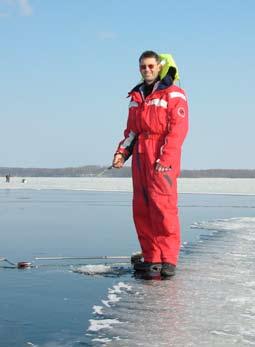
[[0, 177, 133, 192], [191, 217, 255, 233], [86, 217, 255, 346], [1, 177, 255, 195]]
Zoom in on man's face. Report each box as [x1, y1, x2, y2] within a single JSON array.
[[139, 57, 161, 84]]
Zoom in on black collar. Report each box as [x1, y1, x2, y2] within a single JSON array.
[[129, 67, 174, 95], [142, 78, 159, 98]]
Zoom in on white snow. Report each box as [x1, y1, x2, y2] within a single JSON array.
[[109, 282, 132, 294], [100, 282, 133, 308], [92, 305, 104, 315], [87, 318, 121, 332], [1, 177, 255, 195], [106, 294, 120, 304], [101, 300, 111, 308], [87, 281, 133, 339], [92, 338, 112, 343]]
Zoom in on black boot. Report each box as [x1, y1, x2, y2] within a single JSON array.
[[161, 263, 176, 277], [133, 262, 162, 272]]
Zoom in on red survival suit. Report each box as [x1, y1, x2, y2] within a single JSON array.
[[116, 71, 189, 265]]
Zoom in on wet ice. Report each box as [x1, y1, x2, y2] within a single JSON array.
[[2, 184, 255, 347], [87, 217, 255, 346]]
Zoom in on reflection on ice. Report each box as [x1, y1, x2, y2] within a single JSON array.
[[87, 217, 255, 346]]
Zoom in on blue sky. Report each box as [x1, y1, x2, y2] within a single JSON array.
[[1, 0, 254, 169]]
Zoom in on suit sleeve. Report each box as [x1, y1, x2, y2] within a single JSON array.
[[115, 100, 138, 160], [157, 91, 189, 171]]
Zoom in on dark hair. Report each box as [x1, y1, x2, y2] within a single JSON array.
[[139, 50, 160, 63]]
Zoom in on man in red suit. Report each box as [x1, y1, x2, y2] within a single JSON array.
[[113, 51, 189, 277]]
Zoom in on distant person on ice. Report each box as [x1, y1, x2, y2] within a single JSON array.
[[5, 174, 10, 183], [112, 51, 189, 277]]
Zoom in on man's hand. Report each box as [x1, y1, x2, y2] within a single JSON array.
[[112, 153, 125, 169], [155, 163, 172, 172]]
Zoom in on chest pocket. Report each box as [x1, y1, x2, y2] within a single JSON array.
[[147, 98, 168, 109], [144, 98, 168, 133]]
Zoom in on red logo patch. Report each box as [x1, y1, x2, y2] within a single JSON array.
[[177, 107, 185, 118]]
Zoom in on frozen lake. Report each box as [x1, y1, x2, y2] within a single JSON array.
[[0, 179, 255, 346], [1, 177, 255, 195]]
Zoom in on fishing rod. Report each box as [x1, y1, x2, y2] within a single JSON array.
[[35, 255, 130, 261], [96, 165, 113, 177], [0, 257, 16, 266], [0, 253, 142, 269], [35, 254, 142, 263]]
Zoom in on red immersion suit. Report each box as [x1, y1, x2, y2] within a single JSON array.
[[116, 73, 188, 265]]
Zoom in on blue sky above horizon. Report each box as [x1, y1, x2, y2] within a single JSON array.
[[1, 0, 255, 169]]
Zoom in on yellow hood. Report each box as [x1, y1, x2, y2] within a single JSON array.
[[159, 53, 180, 81]]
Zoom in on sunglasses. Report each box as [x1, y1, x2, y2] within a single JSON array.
[[140, 64, 157, 70]]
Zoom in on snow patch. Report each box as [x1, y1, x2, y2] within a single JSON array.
[[101, 282, 133, 307], [88, 319, 121, 332], [92, 337, 112, 343], [109, 282, 132, 294], [93, 305, 104, 315]]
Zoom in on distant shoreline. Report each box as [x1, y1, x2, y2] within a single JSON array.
[[1, 167, 255, 178]]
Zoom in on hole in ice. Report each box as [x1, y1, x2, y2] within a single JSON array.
[[72, 264, 130, 276]]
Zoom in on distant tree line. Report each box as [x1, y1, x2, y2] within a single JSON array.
[[1, 167, 255, 178], [0, 166, 131, 177], [180, 169, 255, 178]]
